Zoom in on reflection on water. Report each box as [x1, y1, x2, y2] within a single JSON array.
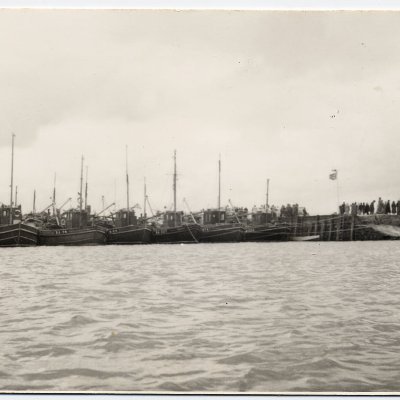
[[1, 242, 400, 392]]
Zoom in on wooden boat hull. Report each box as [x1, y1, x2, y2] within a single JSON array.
[[155, 224, 201, 244], [244, 225, 291, 242], [201, 224, 245, 243], [107, 226, 153, 244], [38, 227, 107, 246], [0, 223, 38, 246]]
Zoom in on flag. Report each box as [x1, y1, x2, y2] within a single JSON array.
[[329, 169, 338, 180]]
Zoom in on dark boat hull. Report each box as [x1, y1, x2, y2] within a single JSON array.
[[107, 226, 153, 244], [201, 224, 245, 243], [0, 223, 38, 246], [244, 225, 291, 242], [38, 227, 107, 246], [155, 224, 201, 244]]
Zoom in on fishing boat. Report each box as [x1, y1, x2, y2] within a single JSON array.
[[105, 146, 152, 245], [200, 209, 245, 242], [38, 226, 107, 246], [154, 211, 202, 243], [200, 157, 244, 243], [244, 209, 291, 242], [153, 151, 201, 244], [38, 207, 107, 246], [37, 157, 106, 246], [107, 209, 153, 244], [0, 135, 38, 247], [0, 206, 38, 246]]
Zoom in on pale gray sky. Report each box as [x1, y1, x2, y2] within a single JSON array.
[[0, 10, 400, 214]]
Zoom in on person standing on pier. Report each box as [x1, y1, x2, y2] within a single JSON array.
[[377, 198, 383, 213], [391, 201, 396, 215], [365, 202, 370, 215], [385, 200, 391, 214], [397, 200, 400, 215], [370, 200, 375, 214]]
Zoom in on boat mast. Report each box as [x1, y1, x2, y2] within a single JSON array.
[[33, 189, 36, 214], [113, 178, 117, 212], [173, 150, 177, 227], [126, 145, 130, 225], [9, 133, 15, 225], [52, 173, 56, 215], [15, 185, 18, 208], [143, 177, 147, 219], [84, 166, 88, 211], [218, 154, 221, 223], [79, 155, 84, 228], [266, 178, 270, 209]]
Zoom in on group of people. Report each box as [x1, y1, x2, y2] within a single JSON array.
[[255, 204, 308, 219], [274, 204, 308, 218], [339, 198, 400, 216]]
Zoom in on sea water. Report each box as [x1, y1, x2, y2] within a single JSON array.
[[1, 242, 400, 392]]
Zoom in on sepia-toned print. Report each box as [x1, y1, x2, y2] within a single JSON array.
[[1, 9, 400, 393]]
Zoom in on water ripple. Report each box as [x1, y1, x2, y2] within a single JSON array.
[[1, 242, 400, 392]]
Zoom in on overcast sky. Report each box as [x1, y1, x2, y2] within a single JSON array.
[[0, 10, 400, 214]]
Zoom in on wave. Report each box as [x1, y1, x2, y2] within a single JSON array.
[[218, 352, 264, 365], [20, 368, 129, 381], [51, 315, 99, 331]]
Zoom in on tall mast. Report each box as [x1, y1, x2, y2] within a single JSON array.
[[266, 178, 270, 209], [33, 189, 36, 214], [113, 178, 117, 212], [126, 145, 130, 225], [218, 154, 221, 223], [218, 154, 221, 210], [173, 150, 177, 227], [52, 173, 56, 215], [9, 133, 15, 224], [84, 166, 88, 210], [15, 185, 18, 208], [79, 155, 84, 228], [143, 177, 147, 219]]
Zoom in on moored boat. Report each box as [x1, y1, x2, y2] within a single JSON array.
[[106, 209, 153, 244], [244, 210, 291, 242], [152, 151, 201, 244], [200, 157, 245, 243], [38, 225, 106, 246], [105, 147, 153, 245], [200, 210, 244, 242], [37, 156, 107, 246], [244, 224, 291, 242], [107, 225, 153, 244], [0, 135, 38, 247], [154, 211, 201, 243], [0, 217, 38, 247]]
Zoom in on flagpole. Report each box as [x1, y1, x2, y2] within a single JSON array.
[[336, 173, 340, 207], [330, 169, 340, 212]]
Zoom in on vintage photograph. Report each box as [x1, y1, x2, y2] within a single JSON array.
[[1, 8, 400, 393]]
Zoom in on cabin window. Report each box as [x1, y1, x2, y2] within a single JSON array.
[[2, 211, 6, 217], [221, 213, 225, 221]]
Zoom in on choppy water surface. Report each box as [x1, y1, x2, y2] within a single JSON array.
[[1, 242, 400, 392]]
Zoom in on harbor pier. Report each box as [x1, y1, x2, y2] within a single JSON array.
[[290, 214, 400, 241]]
